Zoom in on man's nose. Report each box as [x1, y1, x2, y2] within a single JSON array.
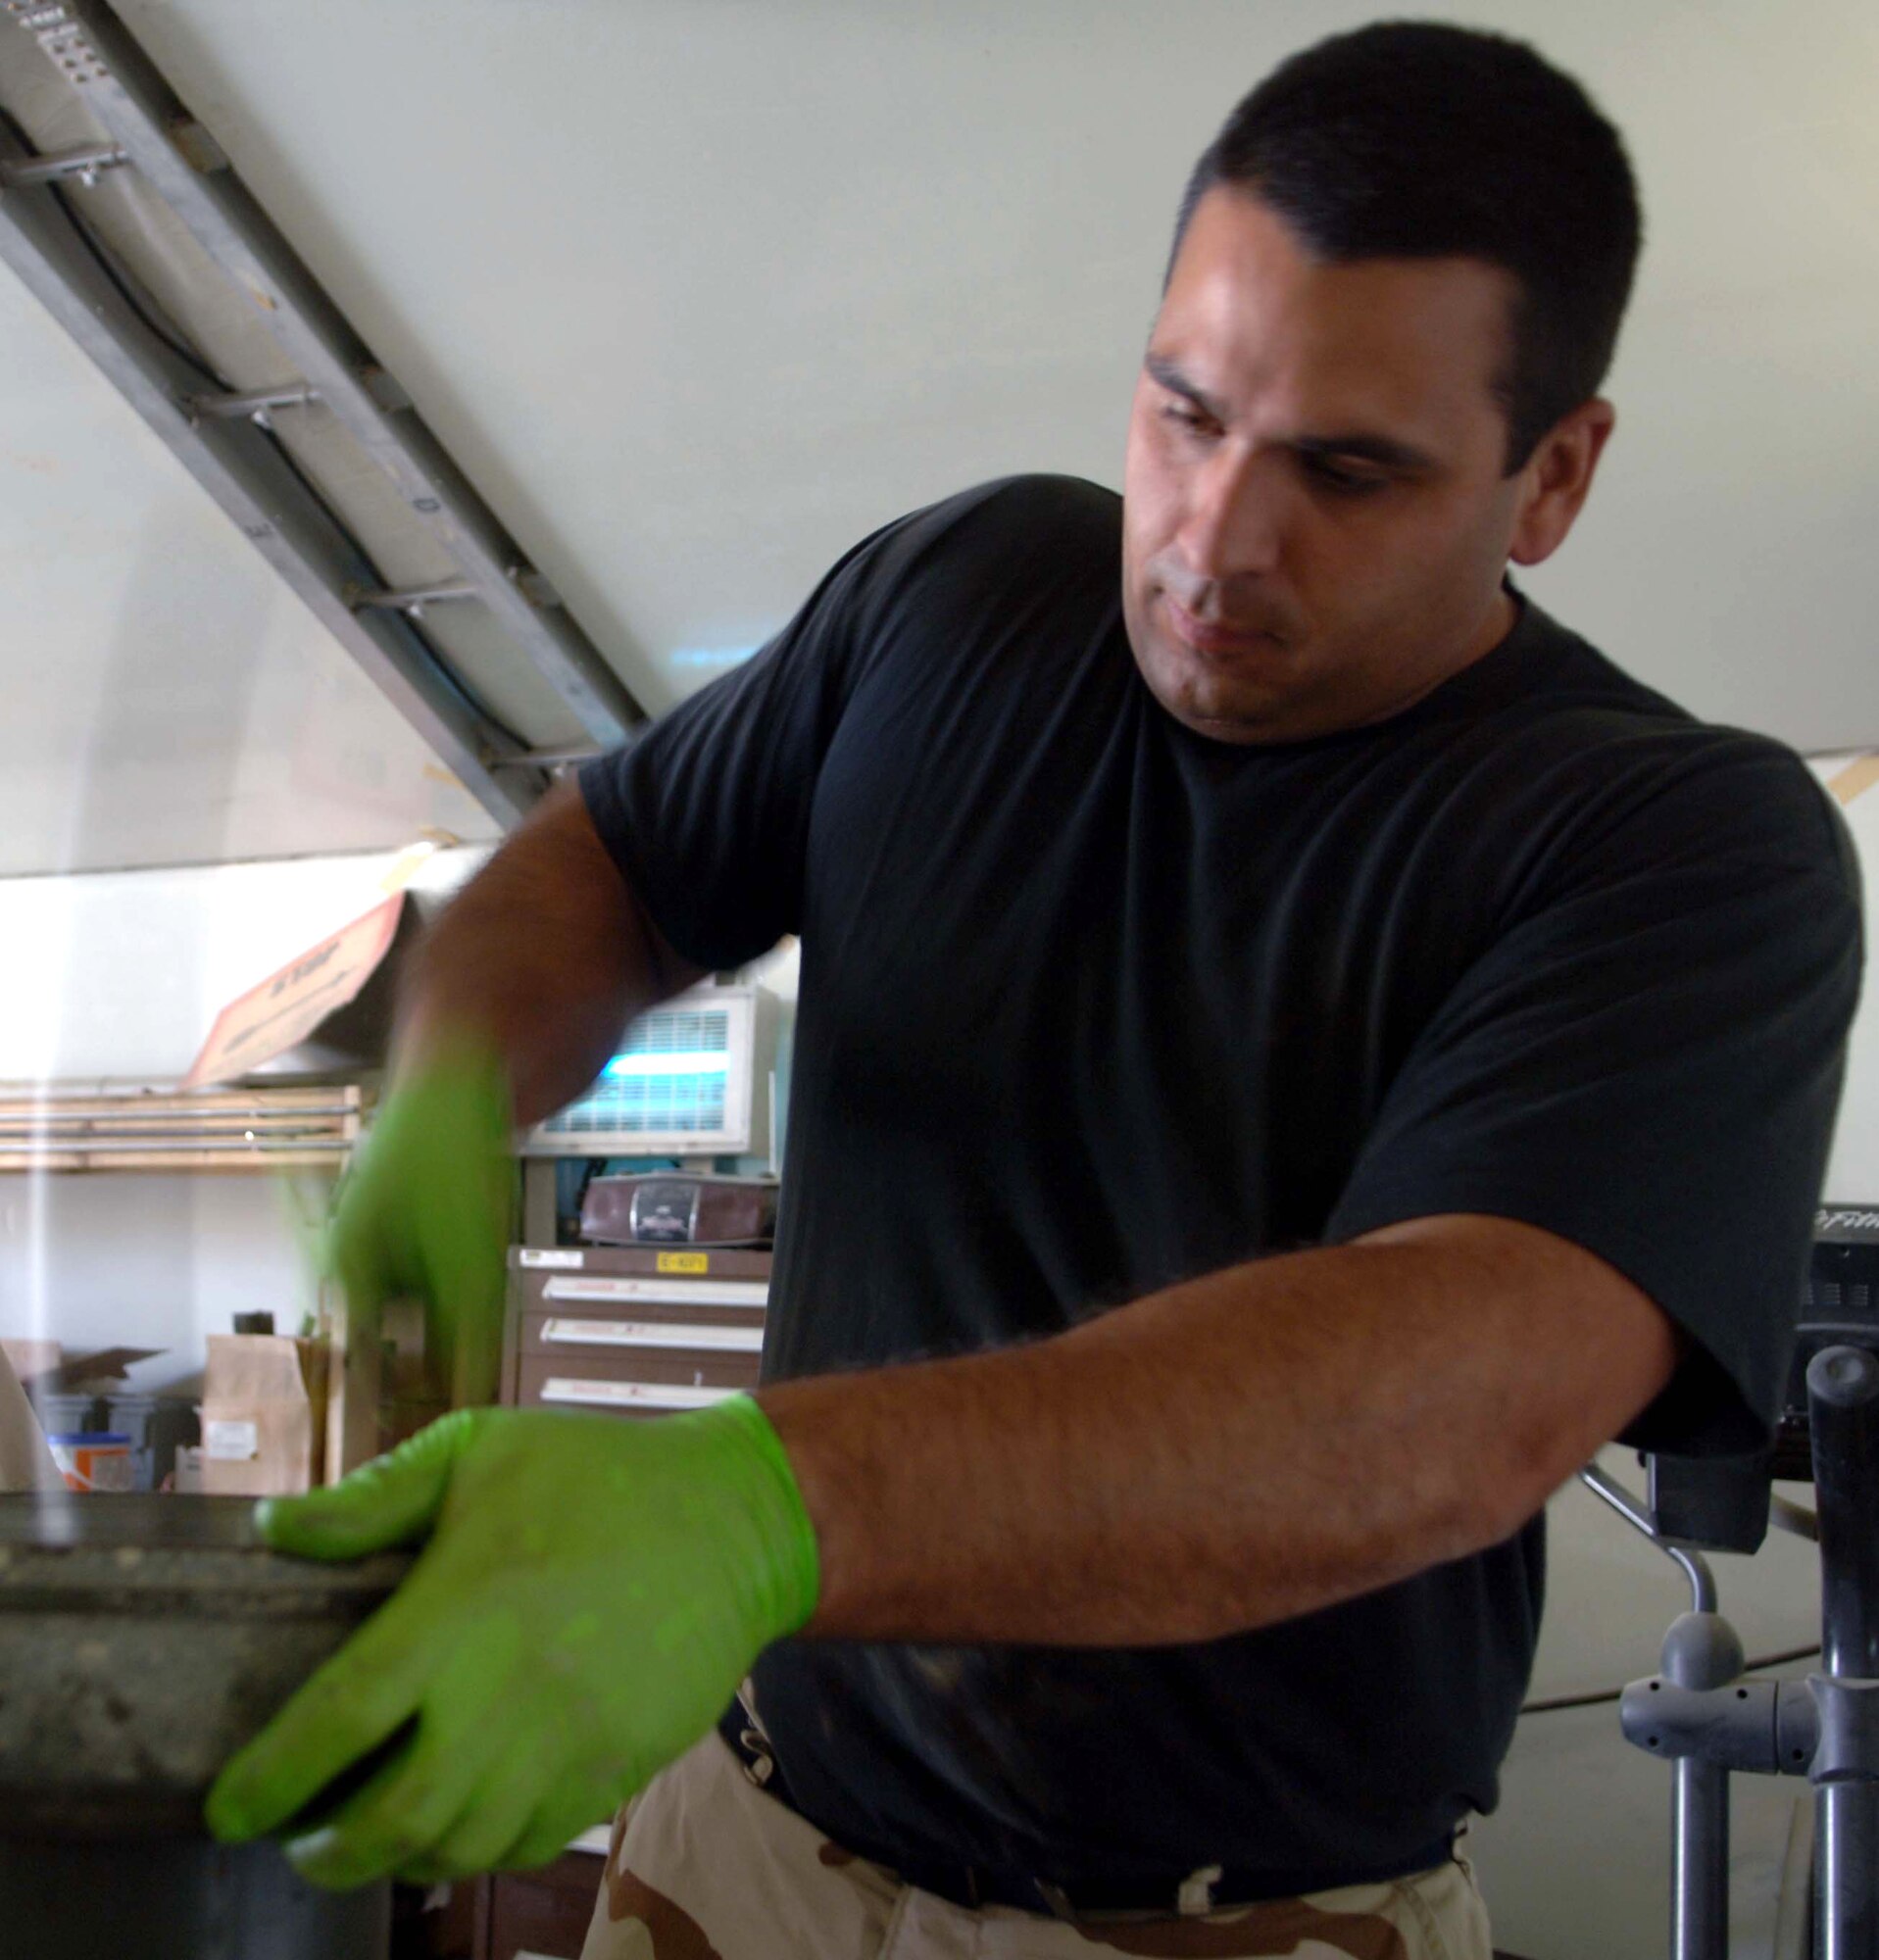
[[1177, 444, 1285, 583]]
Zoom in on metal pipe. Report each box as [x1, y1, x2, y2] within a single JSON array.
[[1580, 1463, 1717, 1613], [1809, 1348, 1879, 1679], [1817, 1782, 1879, 1960], [1671, 1756, 1730, 1960], [1807, 1347, 1879, 1960]]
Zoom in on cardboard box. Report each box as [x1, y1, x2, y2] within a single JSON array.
[[200, 1335, 329, 1496]]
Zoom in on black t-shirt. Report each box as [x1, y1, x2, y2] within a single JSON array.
[[579, 474, 1860, 1886]]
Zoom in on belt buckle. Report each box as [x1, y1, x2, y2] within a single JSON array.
[[1032, 1879, 1079, 1925], [1178, 1864, 1222, 1916], [1033, 1863, 1222, 1926]]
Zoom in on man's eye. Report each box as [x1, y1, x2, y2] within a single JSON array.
[[1308, 458, 1389, 496], [1160, 403, 1216, 437]]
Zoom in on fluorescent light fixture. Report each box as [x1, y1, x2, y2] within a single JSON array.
[[603, 1052, 731, 1079]]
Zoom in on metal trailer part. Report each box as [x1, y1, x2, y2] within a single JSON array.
[[9, 0, 646, 753], [1806, 1346, 1879, 1960], [0, 1492, 412, 1958], [1588, 1348, 1879, 1960], [0, 108, 539, 829]]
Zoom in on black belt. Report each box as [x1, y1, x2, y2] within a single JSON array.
[[717, 1710, 1456, 1920]]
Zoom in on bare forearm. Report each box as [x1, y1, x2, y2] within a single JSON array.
[[760, 1216, 1677, 1646], [399, 781, 700, 1124]]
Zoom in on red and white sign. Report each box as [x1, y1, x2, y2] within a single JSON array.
[[182, 894, 405, 1090]]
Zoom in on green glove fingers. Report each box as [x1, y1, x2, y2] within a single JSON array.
[[203, 1570, 444, 1844], [206, 1396, 820, 1888], [257, 1407, 481, 1561], [327, 1043, 515, 1408], [388, 1738, 552, 1886], [278, 1629, 521, 1890]]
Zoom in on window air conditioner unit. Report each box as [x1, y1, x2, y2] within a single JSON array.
[[522, 985, 777, 1158]]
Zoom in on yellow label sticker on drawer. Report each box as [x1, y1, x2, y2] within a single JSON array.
[[657, 1250, 710, 1274]]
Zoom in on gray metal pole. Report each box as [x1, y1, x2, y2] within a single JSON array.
[[1582, 1463, 1735, 1960], [1807, 1347, 1879, 1960], [1817, 1783, 1879, 1960], [1673, 1757, 1731, 1960]]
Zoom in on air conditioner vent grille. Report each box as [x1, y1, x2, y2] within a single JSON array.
[[537, 1003, 740, 1144]]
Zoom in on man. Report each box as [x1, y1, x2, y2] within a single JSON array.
[[208, 22, 1860, 1960]]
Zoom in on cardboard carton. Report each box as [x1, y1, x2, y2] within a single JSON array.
[[200, 1334, 329, 1496]]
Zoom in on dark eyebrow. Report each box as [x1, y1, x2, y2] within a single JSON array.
[[1144, 353, 1228, 425], [1145, 352, 1439, 474]]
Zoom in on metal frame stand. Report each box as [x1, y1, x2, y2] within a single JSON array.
[[1585, 1344, 1879, 1960]]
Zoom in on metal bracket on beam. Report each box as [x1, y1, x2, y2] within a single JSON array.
[[49, 0, 646, 749], [0, 120, 540, 828], [354, 568, 562, 614], [490, 745, 607, 771], [353, 578, 479, 614], [0, 138, 125, 188], [187, 383, 319, 420]]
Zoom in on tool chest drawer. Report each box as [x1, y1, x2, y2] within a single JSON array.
[[516, 1348, 763, 1415], [504, 1246, 769, 1418]]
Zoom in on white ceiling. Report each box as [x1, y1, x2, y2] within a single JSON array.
[[0, 248, 499, 874], [4, 0, 1877, 876]]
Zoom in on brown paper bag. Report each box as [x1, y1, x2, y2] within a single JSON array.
[[201, 1335, 329, 1496]]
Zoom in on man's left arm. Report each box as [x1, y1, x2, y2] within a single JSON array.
[[209, 1217, 1668, 1890], [764, 1212, 1677, 1646], [207, 742, 1853, 1886]]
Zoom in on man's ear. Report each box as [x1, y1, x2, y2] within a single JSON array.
[[1509, 399, 1616, 567]]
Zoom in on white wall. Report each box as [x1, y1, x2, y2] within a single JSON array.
[[0, 845, 801, 1393], [0, 844, 484, 1392]]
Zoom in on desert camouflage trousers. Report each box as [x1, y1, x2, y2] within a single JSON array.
[[579, 1730, 1495, 1960]]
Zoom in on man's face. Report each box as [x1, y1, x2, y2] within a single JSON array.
[[1121, 187, 1534, 745]]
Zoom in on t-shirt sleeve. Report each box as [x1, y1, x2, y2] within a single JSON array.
[[1324, 746, 1863, 1457], [576, 514, 911, 972]]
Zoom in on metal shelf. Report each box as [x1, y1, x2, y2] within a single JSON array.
[[0, 1083, 364, 1172]]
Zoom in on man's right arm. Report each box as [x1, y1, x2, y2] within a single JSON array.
[[398, 778, 704, 1126], [327, 778, 703, 1407]]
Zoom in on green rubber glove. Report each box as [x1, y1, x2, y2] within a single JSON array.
[[204, 1397, 819, 1888], [328, 1043, 514, 1408]]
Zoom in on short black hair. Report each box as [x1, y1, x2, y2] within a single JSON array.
[[1168, 21, 1642, 472]]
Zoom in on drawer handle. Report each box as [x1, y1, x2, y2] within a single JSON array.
[[542, 1318, 764, 1352], [543, 1276, 768, 1308], [539, 1378, 735, 1411]]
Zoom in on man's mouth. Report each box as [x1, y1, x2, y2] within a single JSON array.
[[1160, 592, 1283, 660]]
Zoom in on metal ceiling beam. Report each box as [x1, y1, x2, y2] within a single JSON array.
[[0, 117, 540, 828], [20, 0, 646, 751]]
